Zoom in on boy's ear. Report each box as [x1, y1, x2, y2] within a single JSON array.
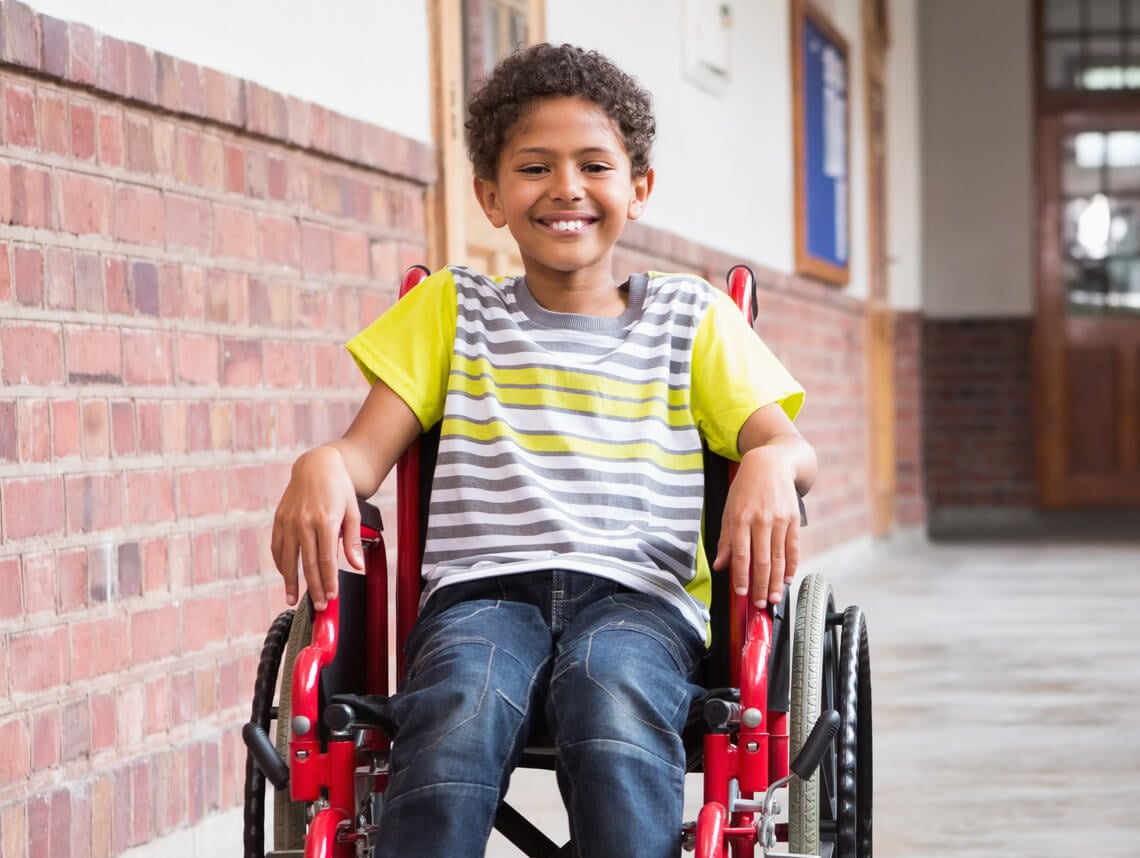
[[473, 175, 508, 228], [628, 168, 655, 221]]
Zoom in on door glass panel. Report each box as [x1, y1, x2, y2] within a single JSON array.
[[1089, 0, 1124, 30], [1062, 131, 1140, 315]]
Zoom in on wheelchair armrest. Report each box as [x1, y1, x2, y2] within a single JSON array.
[[357, 498, 383, 535]]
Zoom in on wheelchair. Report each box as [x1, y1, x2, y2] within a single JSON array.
[[242, 265, 873, 858]]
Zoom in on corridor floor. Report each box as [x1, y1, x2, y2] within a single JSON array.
[[489, 536, 1140, 857]]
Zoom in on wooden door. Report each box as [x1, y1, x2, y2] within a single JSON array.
[[1036, 113, 1140, 506], [863, 0, 895, 535], [426, 0, 545, 275]]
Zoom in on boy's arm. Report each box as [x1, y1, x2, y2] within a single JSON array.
[[713, 402, 818, 609], [271, 380, 422, 610]]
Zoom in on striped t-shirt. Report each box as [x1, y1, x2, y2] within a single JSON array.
[[346, 266, 803, 637]]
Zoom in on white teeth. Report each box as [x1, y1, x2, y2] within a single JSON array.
[[550, 220, 585, 232]]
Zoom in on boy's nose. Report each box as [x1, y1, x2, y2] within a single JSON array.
[[549, 168, 584, 201]]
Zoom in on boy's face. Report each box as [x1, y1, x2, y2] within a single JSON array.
[[474, 96, 652, 289]]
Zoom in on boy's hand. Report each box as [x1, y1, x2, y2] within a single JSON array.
[[270, 445, 364, 611], [713, 446, 801, 609]]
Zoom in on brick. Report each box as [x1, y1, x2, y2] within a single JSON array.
[[3, 476, 64, 540], [0, 801, 28, 858], [13, 244, 42, 306], [11, 165, 51, 228], [75, 252, 104, 312], [130, 261, 159, 316], [175, 333, 219, 385], [121, 329, 172, 386], [81, 399, 110, 458], [333, 230, 370, 276], [0, 557, 21, 618], [38, 14, 67, 75], [137, 400, 161, 453], [96, 109, 124, 167], [70, 617, 128, 682], [263, 340, 302, 389], [118, 542, 141, 598], [179, 265, 205, 320], [227, 464, 267, 513], [124, 115, 154, 174], [171, 671, 194, 725], [191, 533, 215, 587], [115, 184, 164, 246], [210, 403, 232, 450], [98, 36, 128, 97], [44, 246, 75, 310], [111, 766, 131, 852], [130, 761, 152, 845], [182, 595, 228, 653], [17, 398, 51, 462], [0, 400, 15, 461], [144, 676, 170, 735], [86, 543, 115, 603], [0, 716, 30, 788], [223, 143, 245, 193], [61, 699, 89, 764], [202, 67, 243, 126], [178, 467, 225, 520], [300, 222, 332, 275], [59, 172, 113, 236], [64, 472, 123, 534], [142, 537, 168, 593], [161, 402, 186, 454], [130, 605, 179, 665], [39, 91, 68, 155], [158, 264, 181, 318], [222, 338, 262, 386], [10, 625, 68, 692], [2, 1, 41, 69], [70, 23, 97, 86], [126, 42, 156, 103], [124, 469, 174, 526], [4, 83, 36, 148], [32, 707, 60, 768], [0, 242, 10, 301], [111, 400, 135, 455], [211, 203, 256, 259], [27, 794, 48, 858], [69, 100, 95, 159], [22, 551, 56, 615], [245, 148, 268, 198], [187, 401, 210, 452], [90, 693, 116, 752], [52, 399, 80, 458], [165, 193, 211, 251], [69, 782, 92, 858], [65, 325, 122, 383], [204, 269, 229, 322], [152, 119, 174, 175], [200, 134, 224, 191], [104, 257, 129, 314], [58, 548, 87, 612], [174, 128, 202, 185], [267, 156, 287, 200], [178, 59, 205, 118], [155, 52, 179, 112]]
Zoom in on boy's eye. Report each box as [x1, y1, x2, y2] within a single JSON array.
[[519, 165, 548, 175], [583, 163, 612, 174]]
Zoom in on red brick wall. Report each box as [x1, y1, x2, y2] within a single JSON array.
[[616, 222, 875, 557], [894, 312, 926, 527], [922, 318, 1036, 510], [0, 3, 432, 855]]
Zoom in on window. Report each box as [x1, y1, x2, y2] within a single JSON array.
[[1041, 0, 1140, 90]]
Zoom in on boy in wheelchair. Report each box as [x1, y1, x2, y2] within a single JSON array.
[[271, 43, 816, 858]]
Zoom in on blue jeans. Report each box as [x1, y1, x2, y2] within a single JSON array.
[[376, 570, 707, 858]]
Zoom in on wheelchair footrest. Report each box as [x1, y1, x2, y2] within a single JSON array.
[[326, 693, 399, 737]]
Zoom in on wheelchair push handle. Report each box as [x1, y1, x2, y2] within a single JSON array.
[[789, 709, 839, 780]]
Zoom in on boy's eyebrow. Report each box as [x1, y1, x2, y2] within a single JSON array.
[[510, 146, 620, 158]]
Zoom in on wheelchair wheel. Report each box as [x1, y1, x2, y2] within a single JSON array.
[[272, 596, 313, 851], [789, 573, 840, 857], [243, 609, 295, 858], [836, 606, 872, 858]]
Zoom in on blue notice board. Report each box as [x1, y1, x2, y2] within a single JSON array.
[[792, 1, 850, 285]]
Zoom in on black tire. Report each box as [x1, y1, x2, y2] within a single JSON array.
[[837, 606, 873, 858], [273, 597, 313, 850], [243, 609, 295, 858], [789, 574, 840, 858]]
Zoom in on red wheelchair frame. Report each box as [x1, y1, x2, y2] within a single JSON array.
[[242, 266, 871, 858]]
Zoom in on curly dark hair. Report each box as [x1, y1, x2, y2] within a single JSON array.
[[465, 43, 656, 180]]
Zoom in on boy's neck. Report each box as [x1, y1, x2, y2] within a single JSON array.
[[521, 266, 629, 317]]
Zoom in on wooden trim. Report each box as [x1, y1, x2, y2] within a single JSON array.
[[426, 0, 468, 270], [790, 0, 851, 287]]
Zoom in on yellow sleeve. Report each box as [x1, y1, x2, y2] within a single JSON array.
[[345, 268, 457, 430], [690, 287, 805, 460]]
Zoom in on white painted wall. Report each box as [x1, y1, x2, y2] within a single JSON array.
[[920, 0, 1034, 317], [886, 0, 923, 311], [547, 0, 870, 299], [22, 0, 433, 143]]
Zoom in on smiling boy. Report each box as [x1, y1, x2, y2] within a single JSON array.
[[272, 43, 816, 857]]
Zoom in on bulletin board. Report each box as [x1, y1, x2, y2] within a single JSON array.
[[791, 0, 851, 286]]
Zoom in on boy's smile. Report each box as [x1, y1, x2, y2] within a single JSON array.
[[474, 95, 653, 314]]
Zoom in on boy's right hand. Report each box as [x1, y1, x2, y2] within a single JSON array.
[[271, 444, 364, 611]]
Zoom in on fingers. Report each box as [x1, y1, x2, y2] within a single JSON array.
[[271, 516, 298, 607], [763, 517, 787, 607], [343, 500, 364, 571], [750, 518, 773, 608]]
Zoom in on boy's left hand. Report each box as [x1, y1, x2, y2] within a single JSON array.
[[713, 446, 801, 608]]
